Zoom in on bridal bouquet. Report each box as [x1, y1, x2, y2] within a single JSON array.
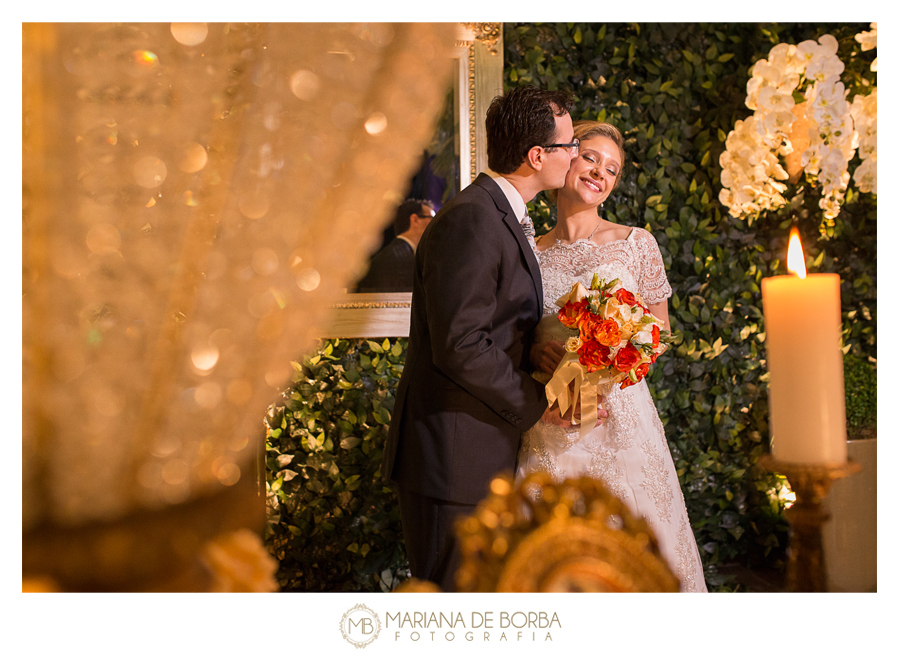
[[546, 274, 671, 437]]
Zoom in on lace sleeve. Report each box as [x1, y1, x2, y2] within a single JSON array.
[[632, 228, 672, 305]]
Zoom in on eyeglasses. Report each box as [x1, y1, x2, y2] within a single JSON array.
[[543, 138, 580, 155]]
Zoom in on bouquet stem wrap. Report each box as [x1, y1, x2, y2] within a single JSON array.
[[544, 277, 671, 440], [545, 352, 611, 440]]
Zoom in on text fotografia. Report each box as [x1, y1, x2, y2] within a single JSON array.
[[387, 611, 561, 642]]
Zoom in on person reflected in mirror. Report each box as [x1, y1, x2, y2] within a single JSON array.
[[354, 199, 435, 293]]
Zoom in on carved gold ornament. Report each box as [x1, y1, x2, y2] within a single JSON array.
[[454, 473, 680, 592], [461, 22, 502, 56]]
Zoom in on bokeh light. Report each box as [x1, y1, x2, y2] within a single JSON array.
[[133, 156, 168, 188], [289, 70, 320, 100], [178, 142, 208, 173], [170, 23, 208, 47], [365, 112, 388, 135], [296, 267, 321, 291]]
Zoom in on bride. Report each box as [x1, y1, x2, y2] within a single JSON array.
[[517, 120, 707, 592]]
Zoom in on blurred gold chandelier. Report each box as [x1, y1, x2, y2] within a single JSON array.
[[22, 22, 455, 591]]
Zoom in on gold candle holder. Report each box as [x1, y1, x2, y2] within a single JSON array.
[[759, 455, 861, 592]]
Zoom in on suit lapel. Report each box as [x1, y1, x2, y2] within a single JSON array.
[[473, 174, 544, 309]]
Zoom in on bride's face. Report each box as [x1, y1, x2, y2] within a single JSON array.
[[561, 136, 622, 208]]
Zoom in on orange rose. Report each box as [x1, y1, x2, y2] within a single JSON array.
[[651, 324, 660, 347], [575, 310, 606, 340], [594, 318, 621, 347], [620, 363, 650, 389], [576, 310, 598, 336], [612, 343, 641, 373], [615, 288, 637, 306], [577, 339, 612, 372], [558, 299, 589, 329]]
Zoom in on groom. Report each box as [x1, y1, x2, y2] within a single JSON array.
[[382, 86, 579, 591]]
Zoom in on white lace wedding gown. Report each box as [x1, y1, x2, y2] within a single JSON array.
[[516, 227, 707, 592]]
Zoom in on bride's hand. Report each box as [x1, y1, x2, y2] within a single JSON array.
[[541, 398, 609, 428], [531, 340, 566, 375]]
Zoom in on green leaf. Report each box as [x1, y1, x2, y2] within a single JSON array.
[[340, 436, 361, 450]]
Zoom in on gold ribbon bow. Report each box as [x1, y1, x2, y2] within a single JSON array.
[[545, 352, 611, 440]]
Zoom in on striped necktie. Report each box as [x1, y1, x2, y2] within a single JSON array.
[[520, 214, 536, 251]]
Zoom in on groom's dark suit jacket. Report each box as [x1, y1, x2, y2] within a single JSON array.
[[382, 173, 548, 505]]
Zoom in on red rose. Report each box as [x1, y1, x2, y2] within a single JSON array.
[[577, 339, 612, 372], [651, 324, 660, 347], [612, 343, 642, 373], [615, 288, 637, 306], [558, 299, 589, 329], [620, 363, 650, 389]]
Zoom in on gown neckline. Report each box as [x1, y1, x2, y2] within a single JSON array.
[[536, 226, 636, 254]]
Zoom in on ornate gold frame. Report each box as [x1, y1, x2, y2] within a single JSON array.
[[322, 23, 503, 339]]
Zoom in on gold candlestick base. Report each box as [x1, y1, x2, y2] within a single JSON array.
[[759, 455, 861, 592]]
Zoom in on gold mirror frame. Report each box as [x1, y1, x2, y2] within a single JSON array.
[[321, 23, 503, 339]]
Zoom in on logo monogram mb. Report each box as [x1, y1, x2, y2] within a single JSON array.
[[340, 604, 381, 648]]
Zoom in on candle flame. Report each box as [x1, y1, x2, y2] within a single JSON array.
[[786, 228, 807, 279]]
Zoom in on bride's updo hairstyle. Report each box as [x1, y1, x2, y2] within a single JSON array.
[[547, 120, 625, 203]]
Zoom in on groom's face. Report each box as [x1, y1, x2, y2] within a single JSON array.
[[542, 112, 576, 190]]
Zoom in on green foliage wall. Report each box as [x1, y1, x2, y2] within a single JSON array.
[[505, 22, 876, 571], [265, 23, 876, 591], [265, 339, 408, 591]]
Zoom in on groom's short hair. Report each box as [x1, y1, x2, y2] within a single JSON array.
[[393, 198, 434, 234], [485, 86, 575, 175]]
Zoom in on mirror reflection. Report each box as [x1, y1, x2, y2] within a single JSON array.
[[351, 74, 459, 293]]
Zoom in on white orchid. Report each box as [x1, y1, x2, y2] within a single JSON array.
[[721, 33, 875, 223], [850, 88, 877, 193], [802, 36, 844, 82], [855, 22, 877, 70], [856, 23, 877, 50], [853, 157, 877, 194]]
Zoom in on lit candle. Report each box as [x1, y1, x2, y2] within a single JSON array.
[[761, 229, 847, 465]]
